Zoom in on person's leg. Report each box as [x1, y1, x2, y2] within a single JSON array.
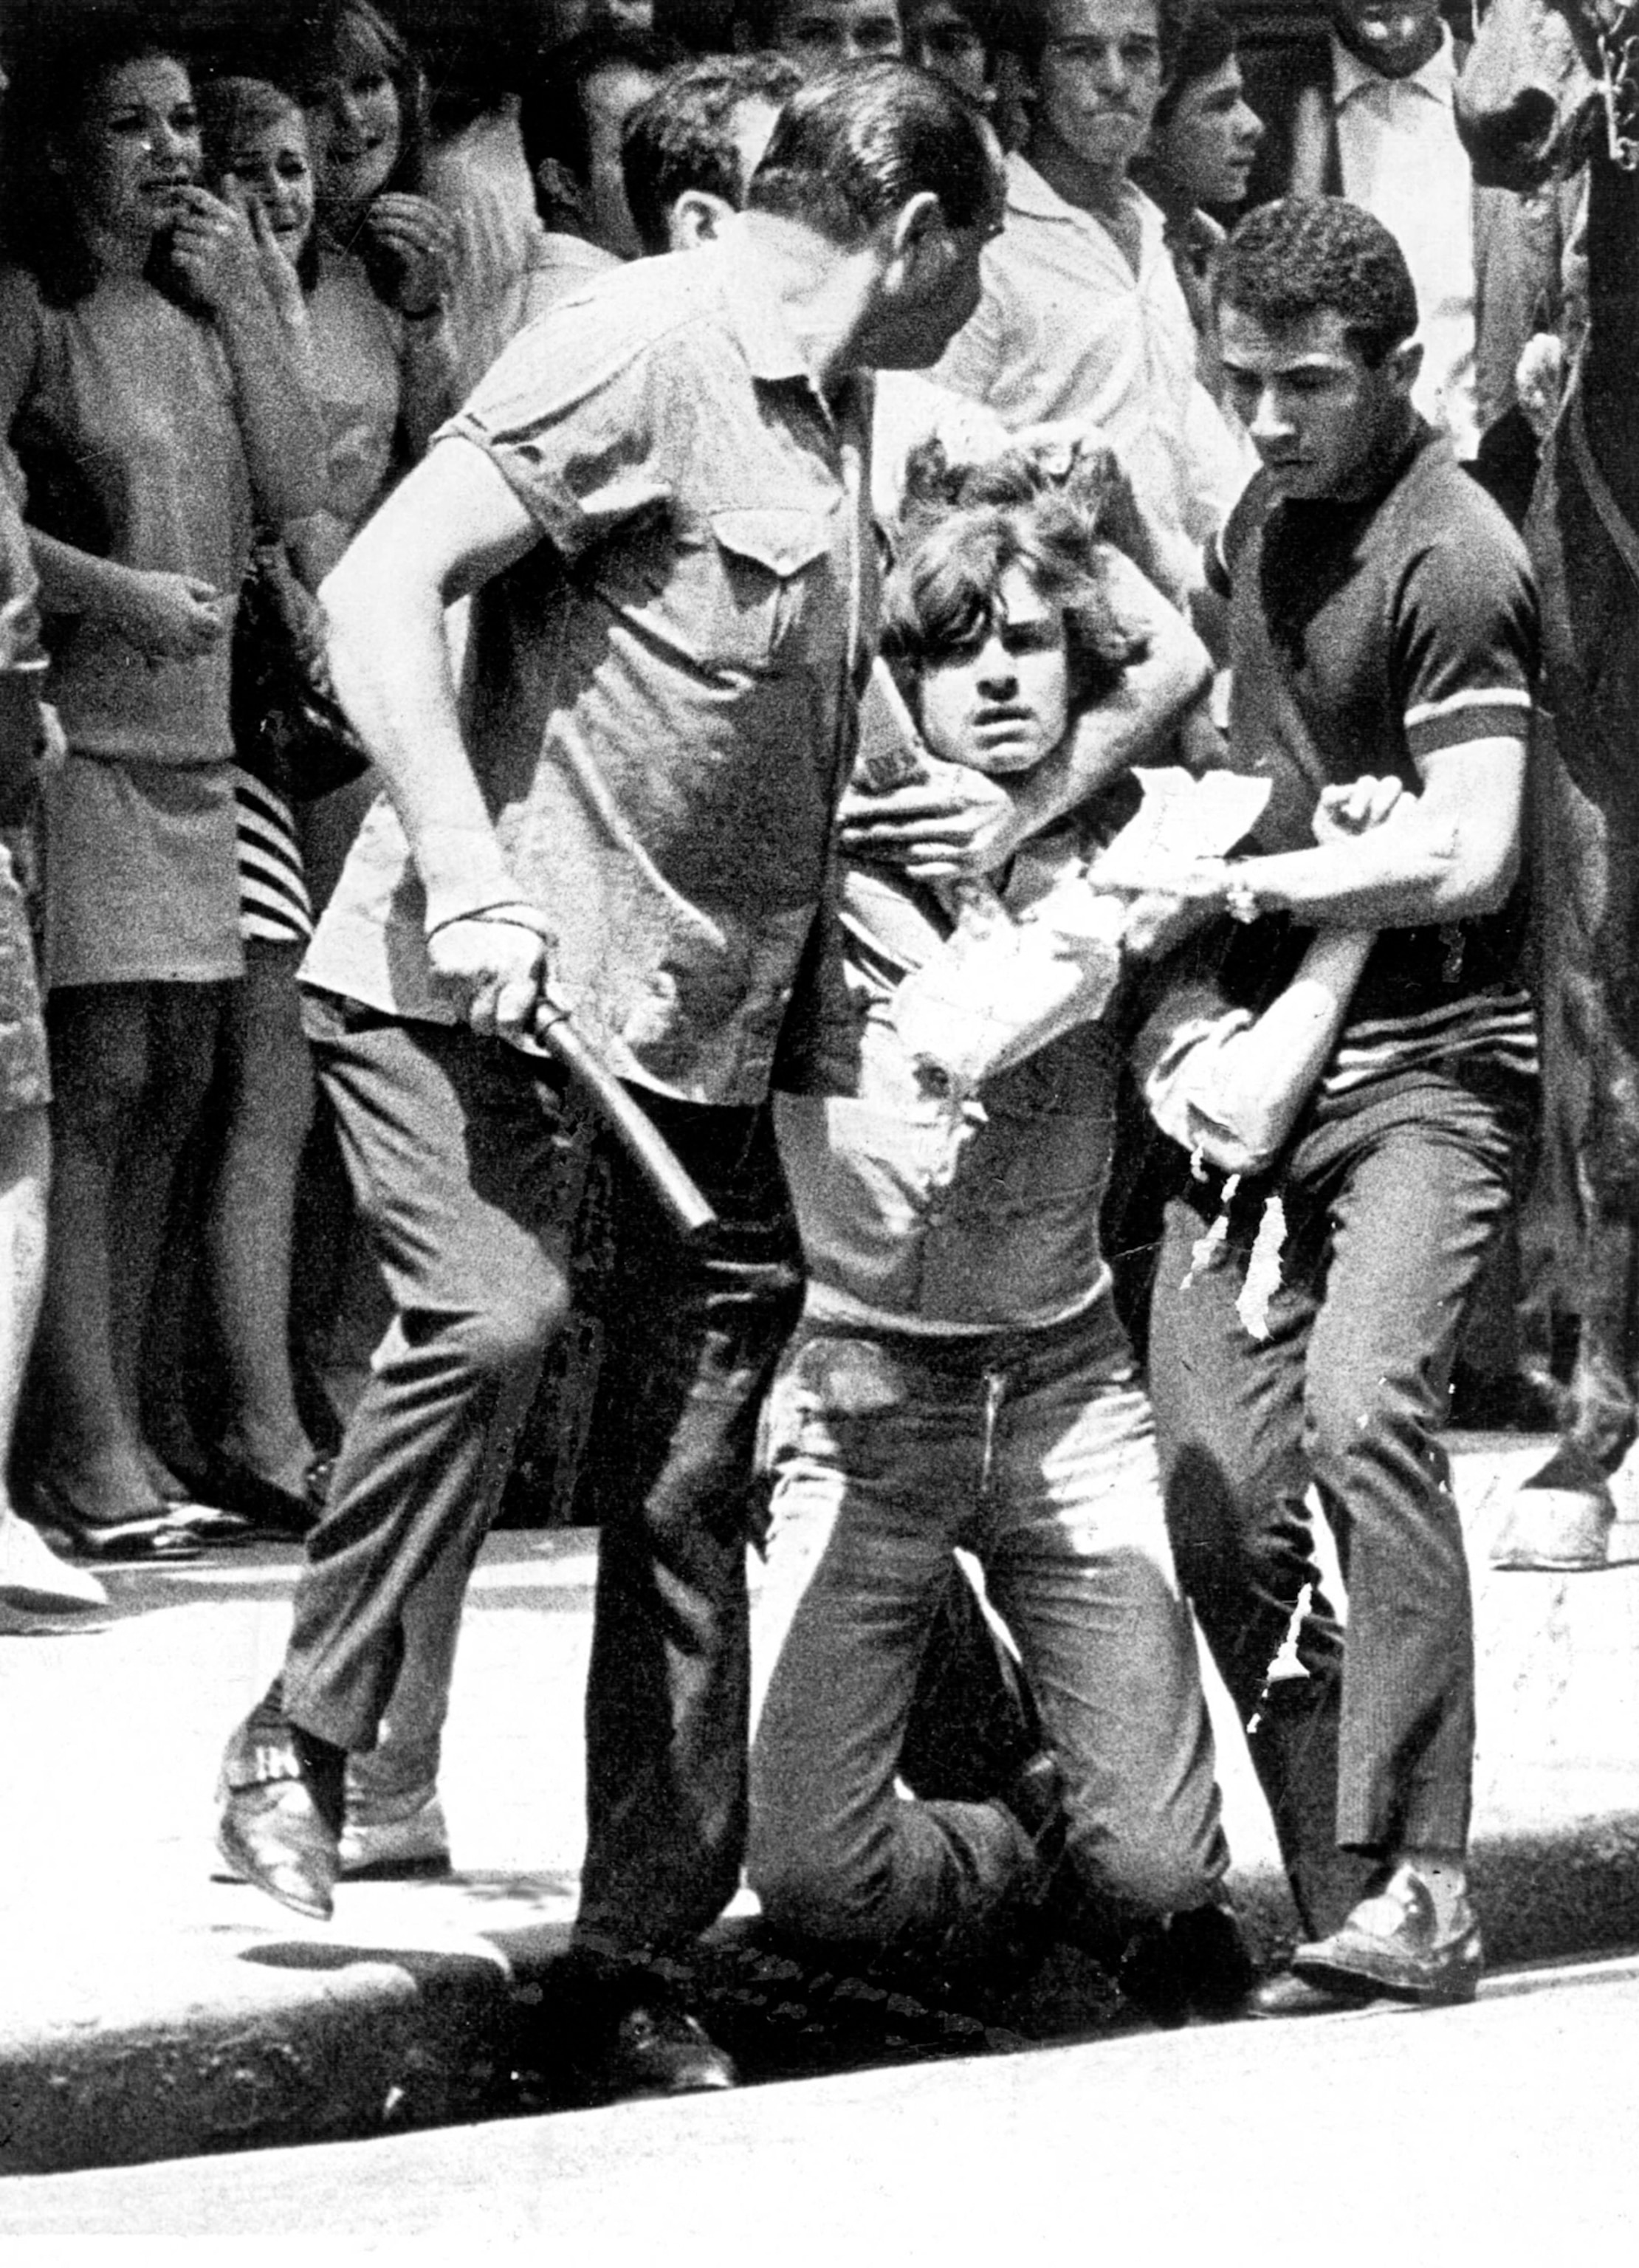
[[106, 984, 230, 1468], [278, 1008, 583, 1750], [1302, 1096, 1520, 1874], [32, 983, 224, 1525], [205, 940, 320, 1499], [219, 1003, 583, 1920], [982, 1327, 1226, 1938], [0, 1101, 106, 1625], [573, 1097, 806, 1962], [1280, 1088, 1522, 2007], [1147, 1183, 1369, 1937], [748, 1328, 1040, 1962]]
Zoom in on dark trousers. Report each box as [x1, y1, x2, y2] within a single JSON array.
[[284, 996, 803, 1958], [1147, 1076, 1528, 1931]]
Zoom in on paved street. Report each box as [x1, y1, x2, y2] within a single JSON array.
[[1, 1432, 1638, 2184], [7, 1951, 1638, 2255]]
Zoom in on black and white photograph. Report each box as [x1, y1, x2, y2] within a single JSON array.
[[1, 0, 1635, 2252]]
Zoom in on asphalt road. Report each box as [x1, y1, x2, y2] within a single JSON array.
[[7, 1952, 1637, 2261]]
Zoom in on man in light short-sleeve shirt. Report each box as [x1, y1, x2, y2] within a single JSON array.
[[216, 63, 1005, 2106]]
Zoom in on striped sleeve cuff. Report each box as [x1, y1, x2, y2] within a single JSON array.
[[1404, 686, 1531, 759]]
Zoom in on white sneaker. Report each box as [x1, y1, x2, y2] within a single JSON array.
[[0, 1511, 111, 1632], [339, 1786, 452, 1877]]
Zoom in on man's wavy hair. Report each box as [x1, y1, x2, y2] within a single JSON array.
[[746, 58, 997, 246], [1214, 195, 1418, 366], [1151, 0, 1234, 129], [622, 51, 802, 256], [885, 441, 1147, 709]]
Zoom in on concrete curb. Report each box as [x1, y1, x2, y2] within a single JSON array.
[[7, 1815, 1639, 2178], [4, 1466, 1638, 2182]]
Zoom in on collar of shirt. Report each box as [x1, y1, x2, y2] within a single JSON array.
[[1330, 26, 1457, 111], [701, 234, 874, 438], [1006, 148, 1163, 252], [524, 231, 620, 281]]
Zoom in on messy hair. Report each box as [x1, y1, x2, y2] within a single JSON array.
[[886, 441, 1147, 704]]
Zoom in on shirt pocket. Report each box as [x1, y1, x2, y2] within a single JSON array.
[[703, 506, 835, 671]]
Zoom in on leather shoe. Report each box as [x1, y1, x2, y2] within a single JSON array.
[[553, 1960, 738, 2103], [217, 1695, 346, 1922], [1249, 1967, 1390, 2018], [1290, 1865, 1482, 2007], [595, 2000, 739, 2101], [1120, 1894, 1258, 2027], [1000, 1748, 1068, 1861]]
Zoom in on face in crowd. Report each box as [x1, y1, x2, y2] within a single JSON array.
[[580, 60, 664, 255], [217, 94, 317, 267], [862, 127, 1007, 370], [916, 563, 1073, 776], [1151, 50, 1262, 209], [65, 52, 202, 255], [1219, 300, 1420, 503], [1328, 0, 1446, 79], [763, 0, 907, 70], [1032, 0, 1167, 176], [303, 13, 402, 221], [904, 1, 992, 101]]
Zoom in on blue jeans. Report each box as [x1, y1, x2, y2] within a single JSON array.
[[1147, 1072, 1530, 1884], [749, 1303, 1227, 1963], [285, 996, 803, 1957]]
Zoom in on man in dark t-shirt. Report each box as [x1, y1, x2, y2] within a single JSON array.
[[1138, 197, 1538, 2013]]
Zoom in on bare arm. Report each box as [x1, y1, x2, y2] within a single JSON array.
[[30, 533, 229, 659], [1141, 777, 1412, 1173], [1144, 927, 1376, 1176], [1180, 739, 1527, 929], [320, 434, 549, 1034]]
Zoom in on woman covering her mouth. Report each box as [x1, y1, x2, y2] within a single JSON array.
[[157, 66, 457, 1546], [0, 13, 322, 1558], [287, 0, 457, 337]]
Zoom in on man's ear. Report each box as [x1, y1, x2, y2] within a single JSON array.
[[1387, 336, 1423, 399], [667, 188, 741, 250], [884, 188, 946, 279], [534, 156, 585, 225]]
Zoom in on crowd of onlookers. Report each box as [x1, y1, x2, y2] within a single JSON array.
[[0, 0, 1586, 1643]]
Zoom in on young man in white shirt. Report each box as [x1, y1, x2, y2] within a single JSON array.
[[932, 0, 1247, 598]]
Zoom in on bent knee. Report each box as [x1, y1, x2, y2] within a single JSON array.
[[406, 1271, 568, 1386], [1068, 1823, 1220, 1923], [1303, 1372, 1436, 1487], [746, 1813, 889, 1946]]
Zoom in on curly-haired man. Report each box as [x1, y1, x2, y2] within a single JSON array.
[[1136, 196, 1539, 2013]]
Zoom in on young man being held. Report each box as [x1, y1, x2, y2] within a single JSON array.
[[1137, 196, 1538, 2011], [748, 455, 1251, 2019]]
